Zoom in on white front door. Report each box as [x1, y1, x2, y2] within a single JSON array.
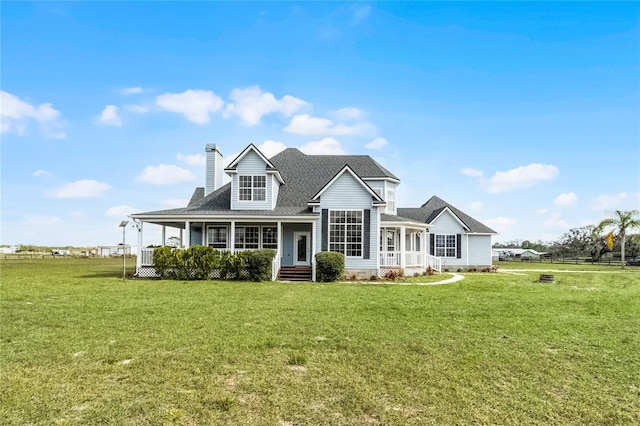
[[293, 231, 311, 266]]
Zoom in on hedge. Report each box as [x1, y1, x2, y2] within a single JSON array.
[[151, 246, 275, 281]]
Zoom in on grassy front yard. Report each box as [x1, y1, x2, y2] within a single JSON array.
[[1, 258, 639, 425]]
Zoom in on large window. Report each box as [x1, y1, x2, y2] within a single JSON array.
[[235, 226, 259, 249], [239, 175, 266, 201], [435, 234, 456, 257], [207, 226, 228, 249], [262, 226, 278, 249], [330, 210, 363, 257]]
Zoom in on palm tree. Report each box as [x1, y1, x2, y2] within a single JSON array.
[[598, 210, 640, 268]]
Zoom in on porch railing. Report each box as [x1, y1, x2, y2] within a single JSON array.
[[379, 251, 425, 267], [141, 247, 154, 266], [425, 254, 441, 272], [379, 251, 442, 272]]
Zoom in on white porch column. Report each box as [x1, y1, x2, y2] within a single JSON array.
[[400, 226, 406, 269], [202, 222, 206, 245], [230, 221, 236, 251], [277, 221, 283, 261], [161, 225, 166, 246], [311, 219, 317, 281], [179, 229, 183, 247], [136, 221, 143, 271], [185, 221, 191, 248], [422, 229, 428, 267]]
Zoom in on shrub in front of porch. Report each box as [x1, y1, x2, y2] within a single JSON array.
[[151, 247, 276, 281], [246, 249, 276, 282], [315, 251, 345, 282]]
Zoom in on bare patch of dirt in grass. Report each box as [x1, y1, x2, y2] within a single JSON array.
[[288, 365, 307, 372]]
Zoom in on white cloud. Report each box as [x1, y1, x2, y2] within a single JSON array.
[[224, 86, 309, 125], [330, 107, 365, 121], [177, 153, 206, 166], [554, 192, 578, 207], [535, 208, 549, 216], [99, 105, 121, 126], [299, 137, 346, 155], [120, 87, 144, 96], [106, 205, 138, 217], [543, 213, 570, 229], [484, 216, 517, 232], [137, 164, 196, 185], [161, 199, 190, 208], [1, 91, 65, 138], [366, 137, 387, 150], [156, 89, 224, 124], [33, 169, 52, 177], [71, 211, 86, 219], [284, 114, 374, 136], [48, 180, 111, 198], [124, 104, 148, 113], [257, 140, 288, 158], [591, 192, 629, 211], [486, 164, 559, 193], [461, 168, 484, 178]]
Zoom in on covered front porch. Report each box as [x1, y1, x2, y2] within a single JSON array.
[[133, 217, 317, 281], [379, 221, 441, 274]]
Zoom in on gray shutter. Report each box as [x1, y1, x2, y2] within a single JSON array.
[[430, 234, 435, 256], [321, 209, 328, 251], [456, 234, 462, 258], [363, 209, 370, 259]]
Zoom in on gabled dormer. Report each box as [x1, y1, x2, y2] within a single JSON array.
[[363, 177, 400, 215], [224, 144, 284, 210]]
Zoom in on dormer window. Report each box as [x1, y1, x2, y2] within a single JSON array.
[[239, 175, 266, 201], [386, 188, 396, 213]]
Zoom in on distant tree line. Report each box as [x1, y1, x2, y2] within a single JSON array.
[[493, 210, 640, 264]]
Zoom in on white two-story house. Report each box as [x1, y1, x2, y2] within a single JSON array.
[[130, 143, 496, 280]]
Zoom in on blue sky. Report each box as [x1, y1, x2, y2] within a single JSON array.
[[2, 2, 639, 247]]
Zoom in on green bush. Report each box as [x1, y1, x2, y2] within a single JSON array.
[[152, 246, 173, 279], [315, 251, 345, 282], [152, 247, 276, 281], [186, 246, 219, 280], [246, 249, 277, 281]]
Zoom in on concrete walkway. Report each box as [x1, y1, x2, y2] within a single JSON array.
[[345, 273, 466, 286]]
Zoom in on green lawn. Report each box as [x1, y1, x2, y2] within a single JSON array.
[[1, 258, 639, 425]]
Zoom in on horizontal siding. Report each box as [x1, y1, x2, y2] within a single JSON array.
[[429, 211, 467, 266], [467, 235, 492, 266], [271, 174, 279, 209], [316, 172, 378, 271], [231, 151, 272, 210], [428, 211, 492, 267]]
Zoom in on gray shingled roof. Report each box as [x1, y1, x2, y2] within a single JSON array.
[[133, 148, 396, 217], [380, 213, 429, 226], [397, 196, 497, 234]]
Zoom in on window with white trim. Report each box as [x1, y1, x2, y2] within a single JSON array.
[[262, 226, 278, 249], [379, 228, 396, 252], [235, 226, 260, 250], [239, 175, 266, 201], [207, 226, 228, 249], [435, 234, 456, 257], [330, 210, 363, 257], [386, 188, 396, 213]]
